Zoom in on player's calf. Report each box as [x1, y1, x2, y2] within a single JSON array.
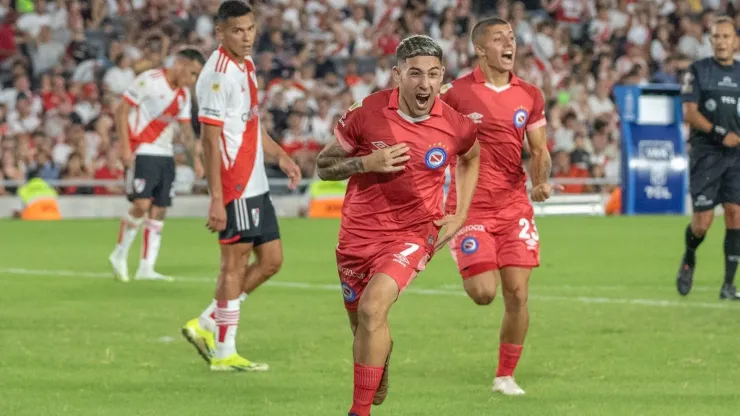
[[350, 274, 398, 416]]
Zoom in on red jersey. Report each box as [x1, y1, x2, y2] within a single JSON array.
[[335, 88, 477, 246], [441, 66, 546, 218]]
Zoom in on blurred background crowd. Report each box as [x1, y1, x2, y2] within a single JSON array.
[[0, 0, 738, 197]]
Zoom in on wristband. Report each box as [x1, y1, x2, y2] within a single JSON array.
[[713, 124, 729, 140]]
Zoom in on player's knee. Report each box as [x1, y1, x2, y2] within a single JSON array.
[[692, 212, 714, 236], [724, 204, 740, 228], [260, 253, 283, 278], [129, 201, 150, 218], [502, 286, 528, 312], [356, 298, 390, 332], [466, 285, 496, 305], [149, 206, 167, 221]]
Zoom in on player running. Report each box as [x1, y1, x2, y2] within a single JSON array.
[[316, 35, 480, 416], [440, 17, 560, 396], [180, 0, 302, 372], [109, 47, 206, 282], [677, 16, 740, 300]]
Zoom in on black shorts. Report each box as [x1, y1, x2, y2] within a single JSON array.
[[126, 155, 176, 207], [218, 192, 280, 246], [689, 148, 740, 211]]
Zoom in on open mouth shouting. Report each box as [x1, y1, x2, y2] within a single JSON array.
[[415, 92, 431, 107], [502, 50, 514, 65]]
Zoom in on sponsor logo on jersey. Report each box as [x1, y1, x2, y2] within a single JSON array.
[[718, 76, 738, 88], [242, 105, 260, 122], [513, 107, 529, 128], [425, 144, 448, 169], [341, 282, 357, 303], [201, 107, 221, 119], [461, 236, 479, 254], [372, 141, 389, 149], [467, 112, 483, 124]]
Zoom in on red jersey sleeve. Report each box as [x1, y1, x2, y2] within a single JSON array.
[[526, 87, 547, 132], [439, 82, 458, 109], [333, 100, 366, 154], [457, 115, 478, 156]]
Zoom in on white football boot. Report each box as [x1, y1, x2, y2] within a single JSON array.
[[108, 250, 129, 283], [492, 376, 525, 396]]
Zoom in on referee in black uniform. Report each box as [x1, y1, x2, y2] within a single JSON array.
[[677, 16, 740, 300]]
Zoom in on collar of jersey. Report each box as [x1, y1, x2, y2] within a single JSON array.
[[473, 65, 519, 86], [387, 87, 443, 117]]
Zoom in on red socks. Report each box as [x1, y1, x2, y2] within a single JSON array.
[[496, 343, 523, 377], [349, 363, 384, 416]]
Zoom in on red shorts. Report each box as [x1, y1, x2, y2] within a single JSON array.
[[336, 238, 432, 311], [449, 206, 540, 279]]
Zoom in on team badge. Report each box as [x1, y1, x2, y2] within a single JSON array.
[[425, 143, 448, 169], [341, 282, 357, 302], [134, 179, 146, 194], [348, 100, 363, 111], [440, 83, 452, 94], [211, 83, 220, 92], [513, 107, 529, 128], [251, 208, 260, 227], [705, 99, 717, 112], [461, 236, 479, 254]]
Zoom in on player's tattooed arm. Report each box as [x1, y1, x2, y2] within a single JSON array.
[[316, 137, 366, 181]]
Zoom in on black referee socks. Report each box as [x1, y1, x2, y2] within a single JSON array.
[[684, 224, 705, 267], [724, 229, 740, 286]]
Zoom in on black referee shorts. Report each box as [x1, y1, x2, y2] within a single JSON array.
[[689, 148, 740, 211]]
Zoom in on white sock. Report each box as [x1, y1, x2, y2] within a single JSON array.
[[140, 219, 164, 271], [214, 299, 240, 359], [199, 293, 247, 333], [116, 213, 144, 256], [199, 300, 218, 333]]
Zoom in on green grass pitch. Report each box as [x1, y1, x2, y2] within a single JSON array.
[[1, 216, 739, 415]]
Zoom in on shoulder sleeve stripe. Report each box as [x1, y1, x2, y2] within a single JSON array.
[[526, 118, 546, 131], [333, 126, 356, 153], [198, 116, 224, 127], [122, 94, 138, 107]]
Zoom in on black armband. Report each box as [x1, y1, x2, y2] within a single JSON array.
[[712, 125, 729, 141]]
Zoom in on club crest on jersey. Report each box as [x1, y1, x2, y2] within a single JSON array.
[[425, 143, 448, 169], [211, 83, 220, 92], [251, 208, 260, 227], [513, 107, 529, 128], [440, 83, 452, 94], [341, 282, 357, 303], [461, 236, 479, 254], [134, 179, 146, 194]]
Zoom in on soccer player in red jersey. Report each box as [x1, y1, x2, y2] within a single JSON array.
[[440, 17, 562, 396], [316, 35, 481, 416]]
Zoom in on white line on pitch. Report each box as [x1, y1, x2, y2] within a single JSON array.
[[0, 267, 733, 310]]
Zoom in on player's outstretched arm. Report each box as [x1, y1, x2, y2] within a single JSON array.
[[316, 136, 410, 181], [434, 141, 480, 252]]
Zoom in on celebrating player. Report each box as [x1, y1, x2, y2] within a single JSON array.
[[440, 17, 560, 395], [316, 35, 480, 416], [180, 0, 302, 371], [108, 47, 206, 282], [677, 16, 740, 300]]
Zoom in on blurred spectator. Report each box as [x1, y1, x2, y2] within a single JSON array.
[[94, 147, 125, 195], [1, 0, 736, 199]]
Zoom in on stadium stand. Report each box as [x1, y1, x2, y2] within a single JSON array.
[[0, 0, 738, 199]]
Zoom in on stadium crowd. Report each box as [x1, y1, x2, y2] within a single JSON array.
[[0, 0, 738, 197]]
